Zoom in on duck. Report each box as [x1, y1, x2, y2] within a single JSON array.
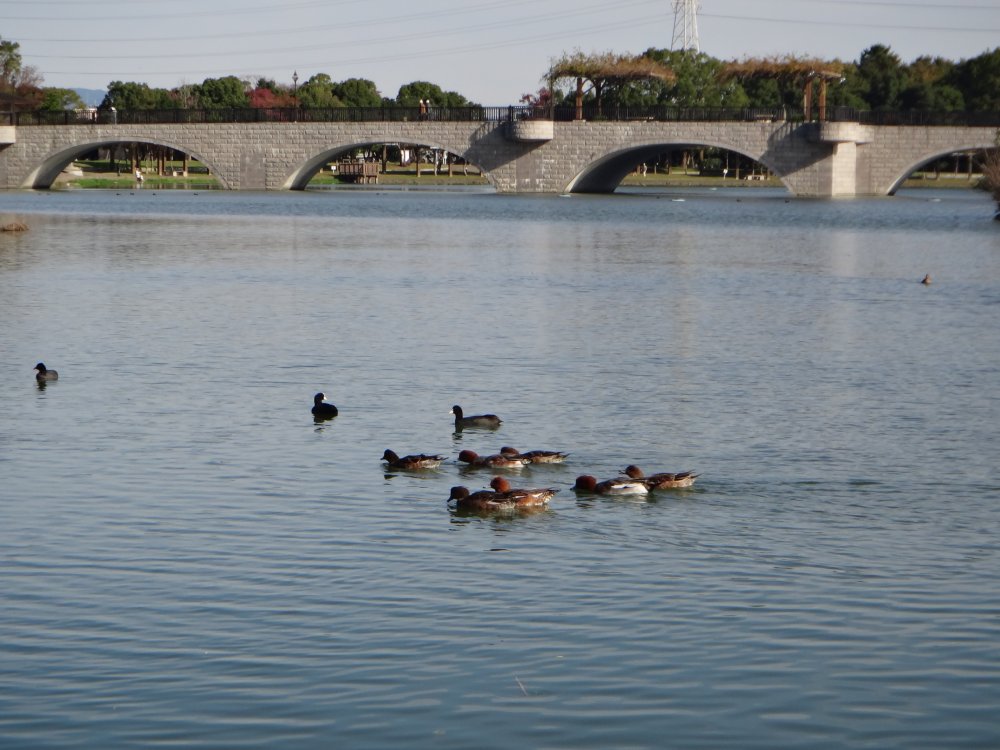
[[921, 274, 932, 285], [489, 476, 557, 506], [382, 449, 446, 470], [311, 392, 339, 419], [622, 464, 699, 489], [450, 405, 502, 430], [448, 485, 505, 511], [457, 449, 529, 469], [448, 485, 543, 512], [33, 362, 58, 381], [573, 474, 649, 496], [499, 446, 568, 464]]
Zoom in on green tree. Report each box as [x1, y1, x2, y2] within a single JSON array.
[[739, 77, 783, 108], [899, 56, 963, 111], [0, 37, 22, 85], [39, 87, 85, 111], [193, 76, 249, 108], [950, 47, 1000, 111], [296, 73, 341, 108], [647, 49, 746, 108], [855, 44, 909, 110], [823, 63, 866, 110], [1, 36, 44, 109], [396, 81, 471, 107], [101, 81, 175, 109], [901, 81, 964, 110], [333, 78, 382, 108]]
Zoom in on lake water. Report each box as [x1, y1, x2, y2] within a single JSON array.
[[1, 185, 998, 749]]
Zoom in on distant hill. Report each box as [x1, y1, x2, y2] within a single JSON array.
[[73, 88, 106, 107]]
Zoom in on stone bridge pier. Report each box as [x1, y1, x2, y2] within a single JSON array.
[[0, 118, 995, 197]]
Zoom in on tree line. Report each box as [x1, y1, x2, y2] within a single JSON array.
[[540, 45, 1000, 114], [1, 35, 998, 113], [0, 37, 472, 112]]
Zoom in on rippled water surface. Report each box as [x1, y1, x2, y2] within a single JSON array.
[[1, 186, 999, 748]]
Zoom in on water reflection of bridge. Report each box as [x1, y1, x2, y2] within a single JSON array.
[[2, 106, 997, 197]]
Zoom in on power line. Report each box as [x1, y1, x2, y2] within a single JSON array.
[[16, 0, 658, 49], [3, 0, 373, 21], [37, 12, 667, 80], [699, 10, 999, 33], [794, 0, 999, 8]]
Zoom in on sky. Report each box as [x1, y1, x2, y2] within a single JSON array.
[[5, 0, 1000, 103]]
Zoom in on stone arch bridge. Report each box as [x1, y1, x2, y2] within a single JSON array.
[[0, 115, 995, 197]]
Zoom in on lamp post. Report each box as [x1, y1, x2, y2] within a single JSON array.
[[292, 71, 299, 121]]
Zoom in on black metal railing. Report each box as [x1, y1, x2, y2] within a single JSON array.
[[825, 107, 1000, 127], [3, 105, 999, 127], [548, 104, 799, 122], [2, 105, 516, 126]]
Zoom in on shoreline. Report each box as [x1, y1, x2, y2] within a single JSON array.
[[54, 163, 983, 191]]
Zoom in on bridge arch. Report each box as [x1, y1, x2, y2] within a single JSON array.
[[563, 140, 787, 194], [19, 137, 229, 189], [885, 142, 995, 195], [284, 138, 496, 190]]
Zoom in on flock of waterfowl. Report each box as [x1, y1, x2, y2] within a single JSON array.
[[318, 393, 699, 513], [32, 364, 698, 514]]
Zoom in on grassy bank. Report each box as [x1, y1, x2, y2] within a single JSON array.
[[55, 160, 981, 191]]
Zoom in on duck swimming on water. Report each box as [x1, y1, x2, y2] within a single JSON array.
[[311, 392, 338, 419], [34, 362, 58, 381], [448, 484, 546, 512], [499, 446, 568, 464], [489, 476, 557, 506], [450, 405, 502, 430], [621, 464, 698, 489], [573, 474, 649, 496], [382, 449, 446, 470], [457, 449, 528, 469], [447, 485, 504, 511]]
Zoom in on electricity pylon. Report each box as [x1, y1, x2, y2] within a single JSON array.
[[671, 0, 700, 53]]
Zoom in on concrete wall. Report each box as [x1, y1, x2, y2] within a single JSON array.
[[0, 119, 995, 197]]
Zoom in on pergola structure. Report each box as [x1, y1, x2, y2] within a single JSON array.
[[721, 56, 845, 121], [547, 51, 676, 120]]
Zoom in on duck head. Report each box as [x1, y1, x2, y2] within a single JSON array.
[[490, 476, 512, 492]]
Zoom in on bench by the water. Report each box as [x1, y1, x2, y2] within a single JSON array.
[[335, 161, 379, 184]]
